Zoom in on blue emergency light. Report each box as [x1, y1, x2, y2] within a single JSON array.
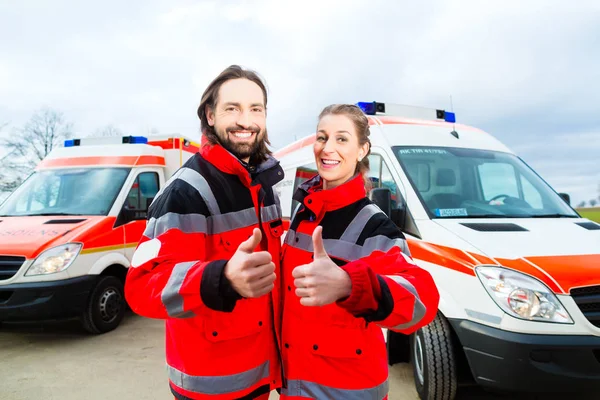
[[356, 101, 456, 123], [63, 135, 148, 147], [122, 136, 148, 144], [357, 102, 385, 115]]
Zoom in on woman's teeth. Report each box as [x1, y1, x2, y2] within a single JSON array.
[[322, 159, 340, 165]]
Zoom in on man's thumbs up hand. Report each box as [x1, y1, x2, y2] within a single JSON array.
[[224, 228, 276, 298], [292, 226, 352, 306], [237, 227, 262, 253]]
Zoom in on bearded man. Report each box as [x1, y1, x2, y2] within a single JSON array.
[[125, 65, 285, 400]]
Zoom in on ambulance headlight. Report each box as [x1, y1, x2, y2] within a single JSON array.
[[25, 243, 82, 276], [475, 266, 572, 324]]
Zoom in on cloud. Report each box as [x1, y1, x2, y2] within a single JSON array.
[[0, 0, 598, 203]]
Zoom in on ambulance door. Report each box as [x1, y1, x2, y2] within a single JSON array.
[[366, 151, 420, 239], [114, 169, 161, 260]]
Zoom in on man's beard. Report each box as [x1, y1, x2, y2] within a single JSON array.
[[216, 125, 264, 161]]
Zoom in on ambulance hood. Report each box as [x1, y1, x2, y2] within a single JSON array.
[[0, 216, 107, 259], [434, 218, 600, 294]]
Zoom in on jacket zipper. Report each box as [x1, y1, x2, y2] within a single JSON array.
[[258, 188, 286, 389]]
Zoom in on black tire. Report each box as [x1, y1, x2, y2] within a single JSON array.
[[81, 276, 126, 334], [410, 312, 458, 400]]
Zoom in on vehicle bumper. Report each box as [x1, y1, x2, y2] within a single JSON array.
[[450, 318, 600, 393], [0, 276, 97, 321]]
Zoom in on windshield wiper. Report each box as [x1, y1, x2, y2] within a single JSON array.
[[531, 214, 578, 218], [26, 213, 87, 216]]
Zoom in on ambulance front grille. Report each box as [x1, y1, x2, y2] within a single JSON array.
[[570, 286, 600, 328], [0, 256, 26, 281]]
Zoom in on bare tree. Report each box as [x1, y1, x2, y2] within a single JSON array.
[[0, 121, 20, 192], [1, 108, 73, 185], [577, 200, 587, 208], [590, 199, 598, 207], [95, 124, 123, 137]]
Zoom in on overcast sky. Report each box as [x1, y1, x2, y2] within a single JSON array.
[[1, 0, 599, 205]]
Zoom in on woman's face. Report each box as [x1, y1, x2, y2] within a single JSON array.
[[313, 113, 368, 190]]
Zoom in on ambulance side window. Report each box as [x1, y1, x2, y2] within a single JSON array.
[[367, 154, 400, 209], [290, 162, 318, 217], [125, 172, 159, 217]]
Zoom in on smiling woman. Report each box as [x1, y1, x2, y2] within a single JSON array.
[[314, 104, 372, 190], [278, 103, 440, 400]]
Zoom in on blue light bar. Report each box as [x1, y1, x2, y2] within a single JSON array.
[[356, 102, 376, 115], [123, 136, 148, 144], [444, 112, 456, 123], [64, 139, 74, 147]]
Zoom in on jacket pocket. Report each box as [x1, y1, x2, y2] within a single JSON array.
[[304, 323, 371, 359], [204, 296, 268, 342], [218, 229, 250, 253]]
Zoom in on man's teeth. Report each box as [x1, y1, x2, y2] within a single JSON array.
[[322, 159, 340, 165], [232, 132, 252, 138]]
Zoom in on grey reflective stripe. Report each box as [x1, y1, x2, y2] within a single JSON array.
[[285, 230, 408, 262], [385, 275, 426, 330], [151, 167, 221, 215], [144, 208, 259, 238], [290, 203, 301, 221], [272, 187, 281, 208], [168, 360, 270, 395], [152, 168, 185, 204], [177, 168, 220, 216], [339, 204, 382, 243], [398, 237, 411, 256], [363, 235, 410, 257], [261, 204, 281, 223], [281, 378, 388, 400], [210, 207, 258, 234], [161, 261, 197, 318], [144, 212, 207, 239]]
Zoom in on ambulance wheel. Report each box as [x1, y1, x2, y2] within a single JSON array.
[[81, 276, 126, 334], [411, 312, 458, 400]]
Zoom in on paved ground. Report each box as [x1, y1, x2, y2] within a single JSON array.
[[0, 312, 594, 400]]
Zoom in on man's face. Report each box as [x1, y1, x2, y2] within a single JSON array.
[[206, 78, 267, 162]]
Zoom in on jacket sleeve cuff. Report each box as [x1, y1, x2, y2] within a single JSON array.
[[336, 260, 381, 315], [200, 259, 242, 312], [363, 276, 394, 322]]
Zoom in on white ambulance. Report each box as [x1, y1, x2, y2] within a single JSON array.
[[0, 135, 197, 333], [273, 102, 600, 399]]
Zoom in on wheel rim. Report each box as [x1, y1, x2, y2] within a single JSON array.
[[99, 287, 122, 323], [414, 334, 425, 385]]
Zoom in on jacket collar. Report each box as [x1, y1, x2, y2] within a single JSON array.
[[293, 173, 366, 215], [199, 136, 282, 188]]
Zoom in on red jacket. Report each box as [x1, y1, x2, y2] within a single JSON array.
[[125, 139, 284, 400], [280, 174, 440, 399]]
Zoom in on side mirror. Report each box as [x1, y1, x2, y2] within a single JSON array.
[[369, 187, 392, 217], [559, 193, 570, 205]]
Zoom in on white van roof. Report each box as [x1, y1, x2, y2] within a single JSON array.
[[274, 115, 513, 161]]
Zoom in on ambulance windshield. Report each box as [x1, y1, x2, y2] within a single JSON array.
[[0, 168, 130, 217], [393, 146, 578, 219]]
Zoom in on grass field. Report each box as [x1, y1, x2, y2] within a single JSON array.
[[577, 207, 600, 223]]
